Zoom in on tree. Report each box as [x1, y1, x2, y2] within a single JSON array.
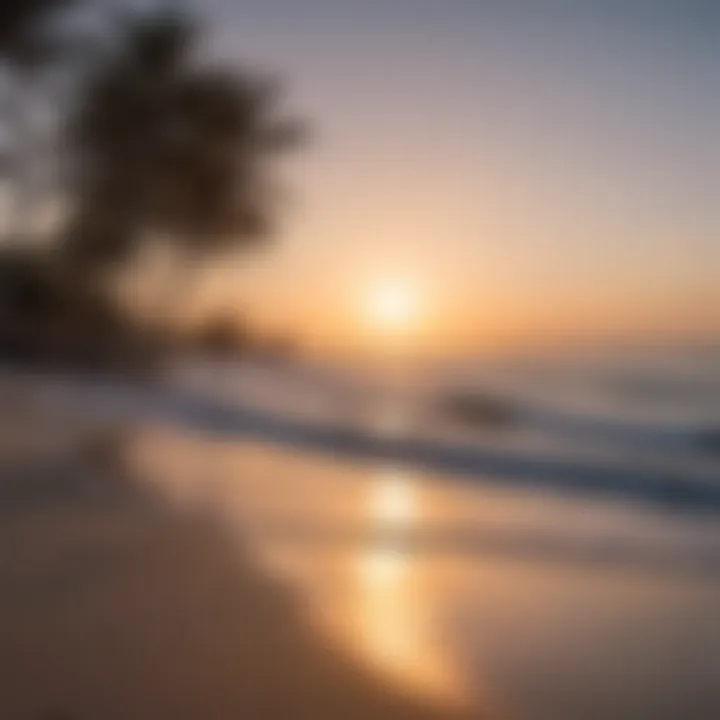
[[193, 312, 253, 357], [0, 0, 71, 68], [61, 8, 305, 272], [0, 3, 305, 371]]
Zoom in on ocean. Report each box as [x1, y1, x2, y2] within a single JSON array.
[[25, 346, 720, 719]]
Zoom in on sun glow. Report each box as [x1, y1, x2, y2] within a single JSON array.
[[364, 279, 419, 333]]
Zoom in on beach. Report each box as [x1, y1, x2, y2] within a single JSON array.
[[0, 378, 474, 720], [0, 0, 716, 716], [1, 370, 720, 719]]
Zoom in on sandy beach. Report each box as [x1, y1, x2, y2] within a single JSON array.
[[0, 382, 475, 720], [2, 372, 720, 720]]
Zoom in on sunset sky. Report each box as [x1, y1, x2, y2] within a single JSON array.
[[196, 0, 718, 354]]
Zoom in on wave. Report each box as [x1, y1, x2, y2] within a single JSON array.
[[40, 368, 720, 515]]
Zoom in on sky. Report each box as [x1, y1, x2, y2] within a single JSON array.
[[193, 0, 718, 354]]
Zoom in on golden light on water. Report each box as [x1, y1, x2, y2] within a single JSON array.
[[372, 468, 416, 525], [350, 467, 461, 701]]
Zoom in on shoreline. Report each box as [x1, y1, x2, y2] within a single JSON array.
[[0, 396, 475, 719]]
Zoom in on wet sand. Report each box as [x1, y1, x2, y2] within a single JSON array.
[[3, 375, 720, 720], [0, 396, 474, 719], [134, 428, 720, 720]]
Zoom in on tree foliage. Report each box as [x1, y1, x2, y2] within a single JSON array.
[[62, 9, 305, 269], [0, 3, 306, 370], [0, 0, 72, 69]]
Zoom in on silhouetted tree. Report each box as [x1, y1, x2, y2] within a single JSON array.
[[193, 312, 253, 357], [62, 8, 304, 271], [0, 0, 71, 68], [0, 3, 305, 371]]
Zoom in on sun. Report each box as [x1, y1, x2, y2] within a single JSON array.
[[364, 278, 419, 332]]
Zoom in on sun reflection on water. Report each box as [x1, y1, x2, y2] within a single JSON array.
[[373, 468, 416, 525], [351, 467, 461, 702]]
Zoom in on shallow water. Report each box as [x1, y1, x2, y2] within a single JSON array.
[[174, 346, 720, 470], [16, 353, 720, 718], [137, 430, 720, 720]]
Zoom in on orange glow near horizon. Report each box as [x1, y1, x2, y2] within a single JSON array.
[[232, 272, 720, 360], [198, 247, 720, 361]]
